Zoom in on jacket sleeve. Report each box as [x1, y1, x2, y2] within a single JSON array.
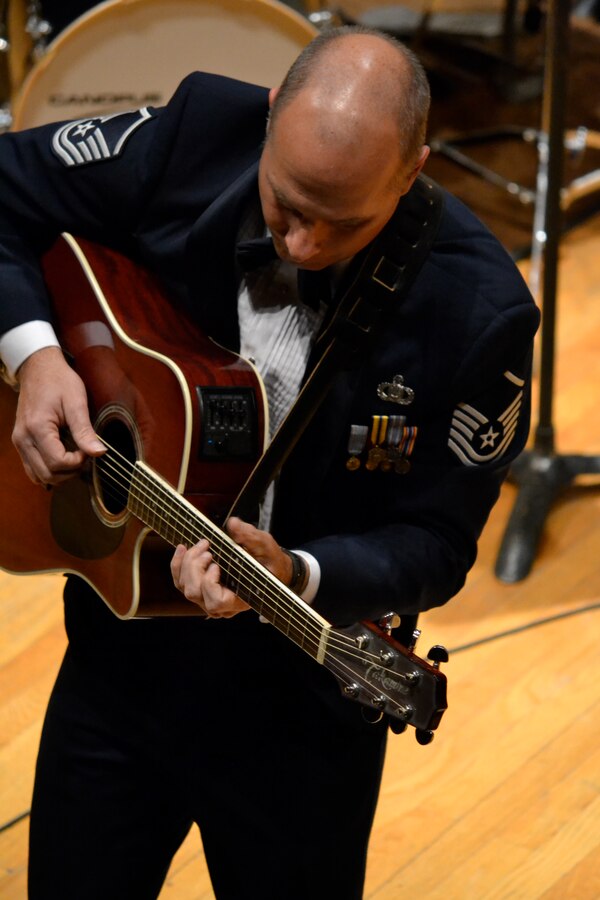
[[0, 72, 268, 338], [0, 106, 162, 335]]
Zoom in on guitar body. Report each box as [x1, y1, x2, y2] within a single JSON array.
[[0, 235, 267, 617]]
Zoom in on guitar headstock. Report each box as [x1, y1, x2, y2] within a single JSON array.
[[326, 620, 448, 742]]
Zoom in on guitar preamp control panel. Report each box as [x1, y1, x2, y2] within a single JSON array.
[[196, 387, 259, 460]]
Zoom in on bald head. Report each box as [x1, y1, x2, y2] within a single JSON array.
[[269, 27, 430, 172], [258, 28, 431, 271]]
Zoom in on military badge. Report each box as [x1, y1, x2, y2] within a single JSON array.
[[346, 424, 368, 470], [376, 374, 414, 406], [448, 370, 525, 466], [382, 417, 416, 474], [366, 415, 388, 470], [346, 415, 417, 473], [51, 108, 153, 167]]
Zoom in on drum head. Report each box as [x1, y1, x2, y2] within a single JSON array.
[[12, 0, 317, 129]]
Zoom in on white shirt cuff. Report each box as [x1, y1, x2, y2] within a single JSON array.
[[258, 549, 321, 625], [293, 549, 321, 605], [0, 321, 60, 383]]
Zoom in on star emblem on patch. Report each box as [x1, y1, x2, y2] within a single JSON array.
[[447, 370, 525, 466], [480, 425, 500, 448], [51, 108, 153, 167]]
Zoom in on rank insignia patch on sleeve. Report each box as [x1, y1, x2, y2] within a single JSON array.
[[51, 108, 153, 167], [448, 370, 525, 466]]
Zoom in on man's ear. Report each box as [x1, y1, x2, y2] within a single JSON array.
[[265, 87, 280, 136], [402, 145, 431, 196]]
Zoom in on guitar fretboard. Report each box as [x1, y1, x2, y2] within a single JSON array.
[[127, 460, 330, 663]]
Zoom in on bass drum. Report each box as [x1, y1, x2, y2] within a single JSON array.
[[11, 0, 317, 130]]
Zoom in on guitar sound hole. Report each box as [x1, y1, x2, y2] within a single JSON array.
[[92, 410, 140, 525]]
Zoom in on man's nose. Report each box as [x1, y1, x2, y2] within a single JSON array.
[[284, 222, 320, 263]]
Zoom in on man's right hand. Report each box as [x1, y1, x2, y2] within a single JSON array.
[[12, 346, 105, 485]]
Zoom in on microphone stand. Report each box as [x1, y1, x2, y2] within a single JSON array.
[[495, 0, 600, 582]]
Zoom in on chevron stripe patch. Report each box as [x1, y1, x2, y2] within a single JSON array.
[[448, 370, 525, 466], [51, 108, 153, 167]]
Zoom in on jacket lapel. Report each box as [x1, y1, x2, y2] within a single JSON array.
[[185, 159, 260, 351]]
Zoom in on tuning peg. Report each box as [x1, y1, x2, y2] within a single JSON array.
[[427, 645, 449, 668], [409, 628, 421, 651], [415, 728, 434, 745], [379, 612, 401, 634], [389, 719, 407, 735]]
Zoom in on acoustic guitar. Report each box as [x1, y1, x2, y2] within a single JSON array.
[[0, 234, 447, 740]]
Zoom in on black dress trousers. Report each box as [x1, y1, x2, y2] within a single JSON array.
[[28, 577, 388, 900]]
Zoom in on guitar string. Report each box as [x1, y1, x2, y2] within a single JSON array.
[[94, 444, 335, 640], [89, 447, 423, 716], [93, 442, 399, 669], [90, 434, 433, 709], [95, 447, 419, 696], [93, 444, 423, 716], [93, 444, 352, 643]]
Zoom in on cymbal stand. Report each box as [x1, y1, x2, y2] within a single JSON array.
[[494, 0, 600, 583], [0, 0, 11, 132], [0, 0, 51, 134]]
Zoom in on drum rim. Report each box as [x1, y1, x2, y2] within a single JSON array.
[[25, 0, 317, 56], [11, 0, 318, 130]]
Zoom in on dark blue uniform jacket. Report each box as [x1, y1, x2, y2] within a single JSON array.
[[0, 72, 540, 627]]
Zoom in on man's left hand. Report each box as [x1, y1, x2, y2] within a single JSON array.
[[170, 516, 294, 617]]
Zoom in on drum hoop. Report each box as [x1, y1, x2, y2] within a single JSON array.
[[23, 0, 316, 68], [12, 0, 317, 128]]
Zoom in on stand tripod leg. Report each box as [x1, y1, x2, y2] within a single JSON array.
[[494, 450, 600, 582]]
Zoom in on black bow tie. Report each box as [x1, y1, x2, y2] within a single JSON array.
[[297, 267, 332, 311], [236, 237, 279, 272], [236, 237, 331, 311]]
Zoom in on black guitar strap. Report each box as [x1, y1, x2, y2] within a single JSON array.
[[229, 174, 445, 521]]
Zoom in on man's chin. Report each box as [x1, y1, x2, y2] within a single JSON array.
[[294, 259, 329, 271], [277, 251, 329, 271]]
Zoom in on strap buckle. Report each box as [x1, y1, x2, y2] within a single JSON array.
[[371, 256, 406, 292]]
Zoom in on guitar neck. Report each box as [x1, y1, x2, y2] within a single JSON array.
[[128, 461, 331, 662]]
